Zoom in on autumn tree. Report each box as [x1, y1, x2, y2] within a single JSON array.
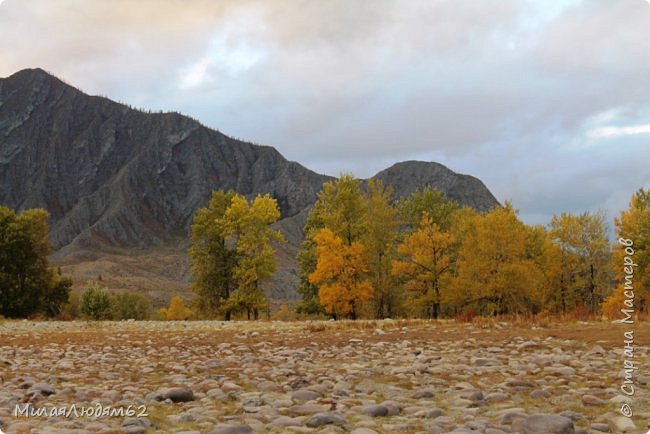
[[297, 175, 367, 316], [318, 174, 366, 244], [159, 295, 190, 320], [190, 191, 284, 320], [450, 203, 544, 315], [392, 213, 453, 318], [523, 224, 567, 313], [548, 211, 611, 313], [603, 188, 650, 315], [0, 206, 71, 318], [224, 194, 285, 320], [189, 191, 237, 319], [308, 228, 373, 319], [363, 180, 400, 318]]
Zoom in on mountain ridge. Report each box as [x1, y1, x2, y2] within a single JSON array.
[[0, 68, 500, 301]]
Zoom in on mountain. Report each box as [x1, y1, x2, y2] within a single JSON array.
[[0, 68, 500, 304], [372, 161, 498, 212]]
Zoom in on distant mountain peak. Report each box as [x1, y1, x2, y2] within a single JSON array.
[[372, 161, 499, 212]]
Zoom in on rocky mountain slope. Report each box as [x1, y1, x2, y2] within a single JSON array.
[[0, 68, 499, 303]]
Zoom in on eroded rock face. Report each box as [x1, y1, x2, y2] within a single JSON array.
[[0, 68, 501, 298], [0, 69, 330, 250]]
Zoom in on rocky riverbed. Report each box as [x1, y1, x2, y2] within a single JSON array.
[[0, 319, 649, 433]]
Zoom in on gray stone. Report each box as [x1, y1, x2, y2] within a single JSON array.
[[291, 389, 321, 402], [27, 383, 56, 396], [414, 408, 444, 418], [590, 422, 610, 432], [163, 387, 194, 402], [558, 411, 585, 421], [123, 426, 147, 434], [351, 429, 379, 434], [530, 389, 549, 398], [306, 411, 347, 428], [608, 416, 637, 433], [289, 403, 330, 415], [459, 390, 484, 402], [434, 416, 456, 430], [499, 409, 528, 424], [474, 358, 499, 366], [485, 391, 509, 402], [582, 394, 605, 405], [378, 400, 400, 416], [520, 414, 575, 434], [412, 389, 435, 399], [209, 424, 254, 434], [506, 379, 535, 388], [122, 417, 154, 428], [265, 416, 302, 429], [361, 405, 389, 417], [207, 388, 227, 399]]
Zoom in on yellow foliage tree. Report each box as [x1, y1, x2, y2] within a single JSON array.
[[224, 193, 285, 320], [451, 203, 543, 315], [525, 225, 567, 313], [297, 175, 371, 317], [549, 211, 611, 313], [190, 191, 284, 320], [309, 228, 373, 319], [363, 179, 399, 318], [159, 296, 190, 320], [392, 213, 452, 318], [603, 188, 650, 316]]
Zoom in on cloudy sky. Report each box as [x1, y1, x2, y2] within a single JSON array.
[[1, 0, 649, 228]]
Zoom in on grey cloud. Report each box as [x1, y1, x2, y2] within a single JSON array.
[[0, 0, 648, 227]]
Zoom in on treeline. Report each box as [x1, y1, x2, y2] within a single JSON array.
[[1, 182, 647, 322], [294, 176, 649, 320]]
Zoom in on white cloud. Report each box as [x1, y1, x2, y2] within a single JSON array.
[[587, 124, 650, 140]]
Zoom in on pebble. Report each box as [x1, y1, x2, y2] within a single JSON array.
[[306, 411, 348, 427], [209, 424, 254, 434], [516, 414, 575, 434], [608, 416, 637, 433], [360, 404, 388, 417], [164, 387, 195, 402]]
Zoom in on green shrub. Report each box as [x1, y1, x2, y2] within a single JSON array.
[[111, 291, 150, 320], [79, 282, 113, 320]]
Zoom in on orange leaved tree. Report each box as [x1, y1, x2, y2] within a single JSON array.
[[309, 228, 373, 319]]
